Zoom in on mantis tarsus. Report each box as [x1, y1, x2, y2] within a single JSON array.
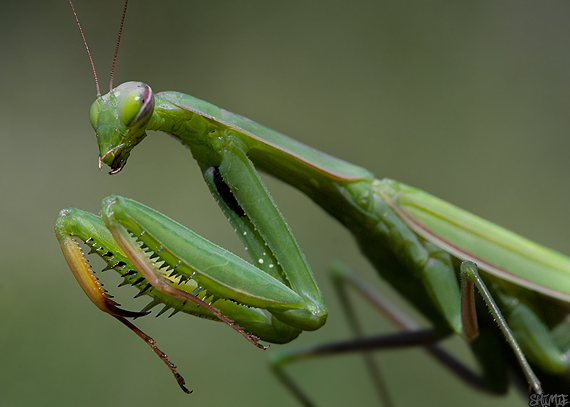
[[57, 1, 570, 405]]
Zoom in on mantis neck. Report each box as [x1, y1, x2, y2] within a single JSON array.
[[146, 92, 378, 234]]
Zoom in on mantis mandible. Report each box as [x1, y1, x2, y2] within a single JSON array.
[[56, 1, 570, 404]]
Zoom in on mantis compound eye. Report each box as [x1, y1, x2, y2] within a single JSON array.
[[89, 98, 103, 131], [118, 83, 155, 128]]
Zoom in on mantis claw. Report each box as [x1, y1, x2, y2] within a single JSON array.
[[56, 208, 193, 392]]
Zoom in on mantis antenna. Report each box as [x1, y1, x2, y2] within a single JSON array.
[[67, 0, 100, 95], [109, 0, 129, 92], [68, 0, 129, 95]]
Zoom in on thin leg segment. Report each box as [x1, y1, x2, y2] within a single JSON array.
[[270, 263, 501, 407], [330, 262, 393, 407], [460, 261, 542, 394]]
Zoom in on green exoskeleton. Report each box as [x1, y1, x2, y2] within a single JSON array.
[[57, 1, 570, 404], [56, 79, 570, 398]]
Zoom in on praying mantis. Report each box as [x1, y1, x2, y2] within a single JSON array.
[[55, 1, 570, 405]]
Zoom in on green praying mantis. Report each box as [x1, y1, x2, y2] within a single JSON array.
[[56, 1, 570, 405]]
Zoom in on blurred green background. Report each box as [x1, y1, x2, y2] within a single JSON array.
[[1, 1, 570, 406]]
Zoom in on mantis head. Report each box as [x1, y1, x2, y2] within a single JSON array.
[[90, 81, 155, 174]]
